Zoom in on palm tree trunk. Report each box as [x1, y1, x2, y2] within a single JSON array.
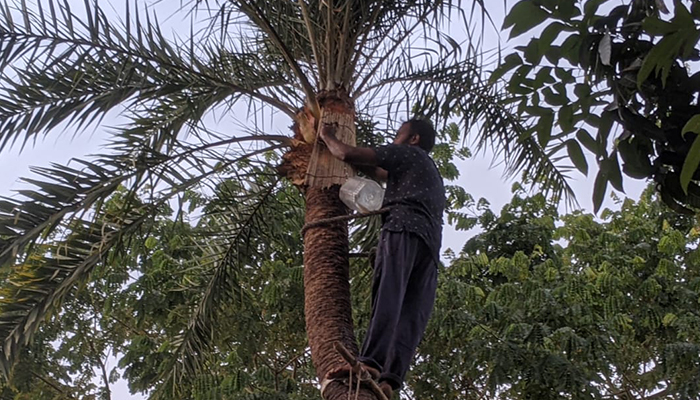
[[297, 92, 378, 400], [304, 187, 376, 400]]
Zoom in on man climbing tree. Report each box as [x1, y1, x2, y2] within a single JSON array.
[[318, 119, 446, 399]]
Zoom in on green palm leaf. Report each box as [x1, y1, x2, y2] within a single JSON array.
[[357, 53, 575, 203], [0, 201, 157, 377], [156, 173, 296, 398], [0, 133, 287, 268], [0, 137, 286, 378], [0, 0, 296, 151]]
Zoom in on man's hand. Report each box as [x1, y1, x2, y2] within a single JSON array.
[[318, 123, 378, 167], [319, 124, 338, 145]]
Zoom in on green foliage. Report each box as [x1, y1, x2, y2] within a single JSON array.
[[1, 164, 314, 400], [0, 1, 579, 382], [0, 0, 648, 398], [497, 0, 700, 213], [4, 172, 700, 399], [414, 185, 700, 399]]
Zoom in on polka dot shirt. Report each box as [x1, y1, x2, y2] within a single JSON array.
[[374, 144, 446, 260]]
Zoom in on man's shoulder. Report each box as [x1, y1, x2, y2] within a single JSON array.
[[377, 144, 432, 158], [375, 144, 442, 175], [375, 144, 418, 169], [376, 143, 416, 152]]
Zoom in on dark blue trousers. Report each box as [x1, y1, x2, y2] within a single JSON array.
[[358, 230, 438, 390]]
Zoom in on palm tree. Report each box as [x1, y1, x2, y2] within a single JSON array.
[[0, 1, 573, 399]]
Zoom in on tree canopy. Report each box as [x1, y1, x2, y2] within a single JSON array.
[[423, 185, 700, 399], [494, 0, 700, 213], [4, 179, 699, 399]]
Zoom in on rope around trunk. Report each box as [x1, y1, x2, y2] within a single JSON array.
[[301, 207, 392, 235], [332, 342, 389, 400]]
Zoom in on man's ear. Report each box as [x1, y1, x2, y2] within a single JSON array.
[[409, 133, 421, 146]]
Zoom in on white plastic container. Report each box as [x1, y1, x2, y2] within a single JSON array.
[[339, 176, 385, 213]]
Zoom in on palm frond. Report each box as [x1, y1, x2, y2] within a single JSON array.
[[0, 160, 125, 268], [235, 0, 320, 115], [356, 49, 577, 205], [0, 132, 288, 269], [350, 1, 467, 96], [155, 174, 287, 398], [193, 0, 480, 94], [0, 201, 157, 377], [0, 0, 296, 152], [0, 133, 286, 377]]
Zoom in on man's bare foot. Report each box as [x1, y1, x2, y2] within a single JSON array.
[[378, 381, 393, 399], [325, 363, 380, 381], [358, 363, 380, 380]]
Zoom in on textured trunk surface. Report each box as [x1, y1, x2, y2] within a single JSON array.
[[303, 187, 374, 400], [299, 93, 377, 400], [305, 110, 356, 187]]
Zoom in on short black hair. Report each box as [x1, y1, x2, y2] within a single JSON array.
[[403, 118, 437, 153]]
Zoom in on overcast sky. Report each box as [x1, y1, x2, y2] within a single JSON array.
[[0, 1, 647, 399]]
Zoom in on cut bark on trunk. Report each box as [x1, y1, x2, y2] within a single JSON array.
[[305, 90, 357, 188], [305, 110, 356, 188]]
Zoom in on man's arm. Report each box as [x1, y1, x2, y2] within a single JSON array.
[[319, 124, 388, 181], [356, 165, 388, 182], [319, 125, 377, 166]]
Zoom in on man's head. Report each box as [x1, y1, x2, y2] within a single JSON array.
[[393, 119, 437, 153]]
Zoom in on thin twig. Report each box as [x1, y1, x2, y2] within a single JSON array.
[[325, 0, 334, 91], [298, 0, 324, 84], [334, 1, 352, 85], [31, 370, 76, 399]]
